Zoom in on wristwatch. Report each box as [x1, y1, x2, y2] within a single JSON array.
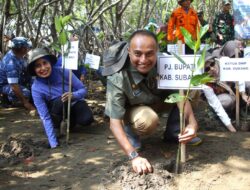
[[128, 150, 139, 160]]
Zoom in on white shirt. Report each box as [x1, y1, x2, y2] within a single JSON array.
[[202, 81, 246, 126]]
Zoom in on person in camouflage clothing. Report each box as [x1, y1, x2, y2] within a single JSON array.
[[213, 0, 234, 46]]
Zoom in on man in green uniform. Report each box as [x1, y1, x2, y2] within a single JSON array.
[[213, 0, 234, 46], [103, 30, 199, 175]]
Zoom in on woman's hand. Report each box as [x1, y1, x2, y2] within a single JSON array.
[[61, 92, 73, 102]]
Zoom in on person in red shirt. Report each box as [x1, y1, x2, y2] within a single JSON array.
[[167, 0, 199, 54]]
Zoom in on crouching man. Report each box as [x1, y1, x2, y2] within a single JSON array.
[[103, 30, 199, 175]]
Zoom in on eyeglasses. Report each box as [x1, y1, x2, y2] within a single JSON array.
[[205, 62, 216, 72]]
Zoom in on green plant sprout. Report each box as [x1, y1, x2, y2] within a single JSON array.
[[53, 15, 73, 143], [146, 23, 167, 52], [156, 31, 167, 52], [164, 24, 214, 173], [53, 15, 72, 52]]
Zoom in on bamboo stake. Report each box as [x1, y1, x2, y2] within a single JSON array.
[[60, 48, 67, 136], [176, 40, 186, 173], [66, 69, 72, 144], [235, 49, 240, 128]]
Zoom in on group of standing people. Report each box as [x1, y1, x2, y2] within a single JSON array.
[[166, 0, 234, 49]]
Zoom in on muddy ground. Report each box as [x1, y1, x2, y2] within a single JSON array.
[[0, 81, 250, 190]]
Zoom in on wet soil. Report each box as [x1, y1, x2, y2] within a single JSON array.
[[0, 81, 250, 190]]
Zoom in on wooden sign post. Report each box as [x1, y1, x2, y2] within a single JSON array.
[[235, 49, 240, 128]]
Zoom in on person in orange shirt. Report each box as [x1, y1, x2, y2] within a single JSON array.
[[167, 0, 199, 54]]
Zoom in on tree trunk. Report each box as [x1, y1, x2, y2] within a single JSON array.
[[0, 0, 11, 53]]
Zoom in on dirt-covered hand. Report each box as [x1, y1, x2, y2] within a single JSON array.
[[178, 124, 197, 144], [61, 92, 73, 102], [131, 156, 153, 175]]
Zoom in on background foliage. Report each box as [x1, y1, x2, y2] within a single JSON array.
[[0, 0, 225, 57]]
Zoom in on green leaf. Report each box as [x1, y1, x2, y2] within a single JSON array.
[[54, 16, 62, 33], [51, 42, 61, 53], [190, 73, 214, 86], [180, 27, 195, 50], [62, 15, 72, 26], [196, 47, 206, 70], [165, 93, 185, 103], [84, 63, 90, 69], [171, 52, 188, 67], [199, 24, 209, 39], [194, 38, 201, 53], [156, 31, 166, 42], [59, 31, 67, 45]]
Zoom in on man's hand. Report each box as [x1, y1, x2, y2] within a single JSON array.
[[109, 119, 153, 175], [178, 124, 197, 144], [241, 93, 250, 105], [61, 92, 73, 102], [218, 34, 223, 40], [131, 156, 153, 175], [11, 84, 35, 111]]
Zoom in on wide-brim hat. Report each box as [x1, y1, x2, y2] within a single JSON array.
[[28, 48, 57, 76], [205, 48, 220, 63], [178, 0, 193, 5], [205, 52, 216, 63], [102, 41, 128, 76]]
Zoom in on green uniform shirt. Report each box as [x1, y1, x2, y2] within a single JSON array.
[[105, 62, 170, 119], [213, 12, 234, 46]]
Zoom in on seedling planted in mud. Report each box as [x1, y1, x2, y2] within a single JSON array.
[[165, 24, 213, 173], [53, 15, 73, 143]]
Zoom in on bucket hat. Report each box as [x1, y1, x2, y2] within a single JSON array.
[[10, 37, 32, 49], [205, 47, 221, 62], [28, 48, 57, 76], [205, 52, 216, 63], [102, 41, 129, 76]]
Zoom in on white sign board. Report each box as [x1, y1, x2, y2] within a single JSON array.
[[167, 44, 185, 55], [157, 55, 203, 89], [84, 53, 100, 70], [219, 57, 250, 81], [62, 41, 79, 70], [244, 46, 250, 57]]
